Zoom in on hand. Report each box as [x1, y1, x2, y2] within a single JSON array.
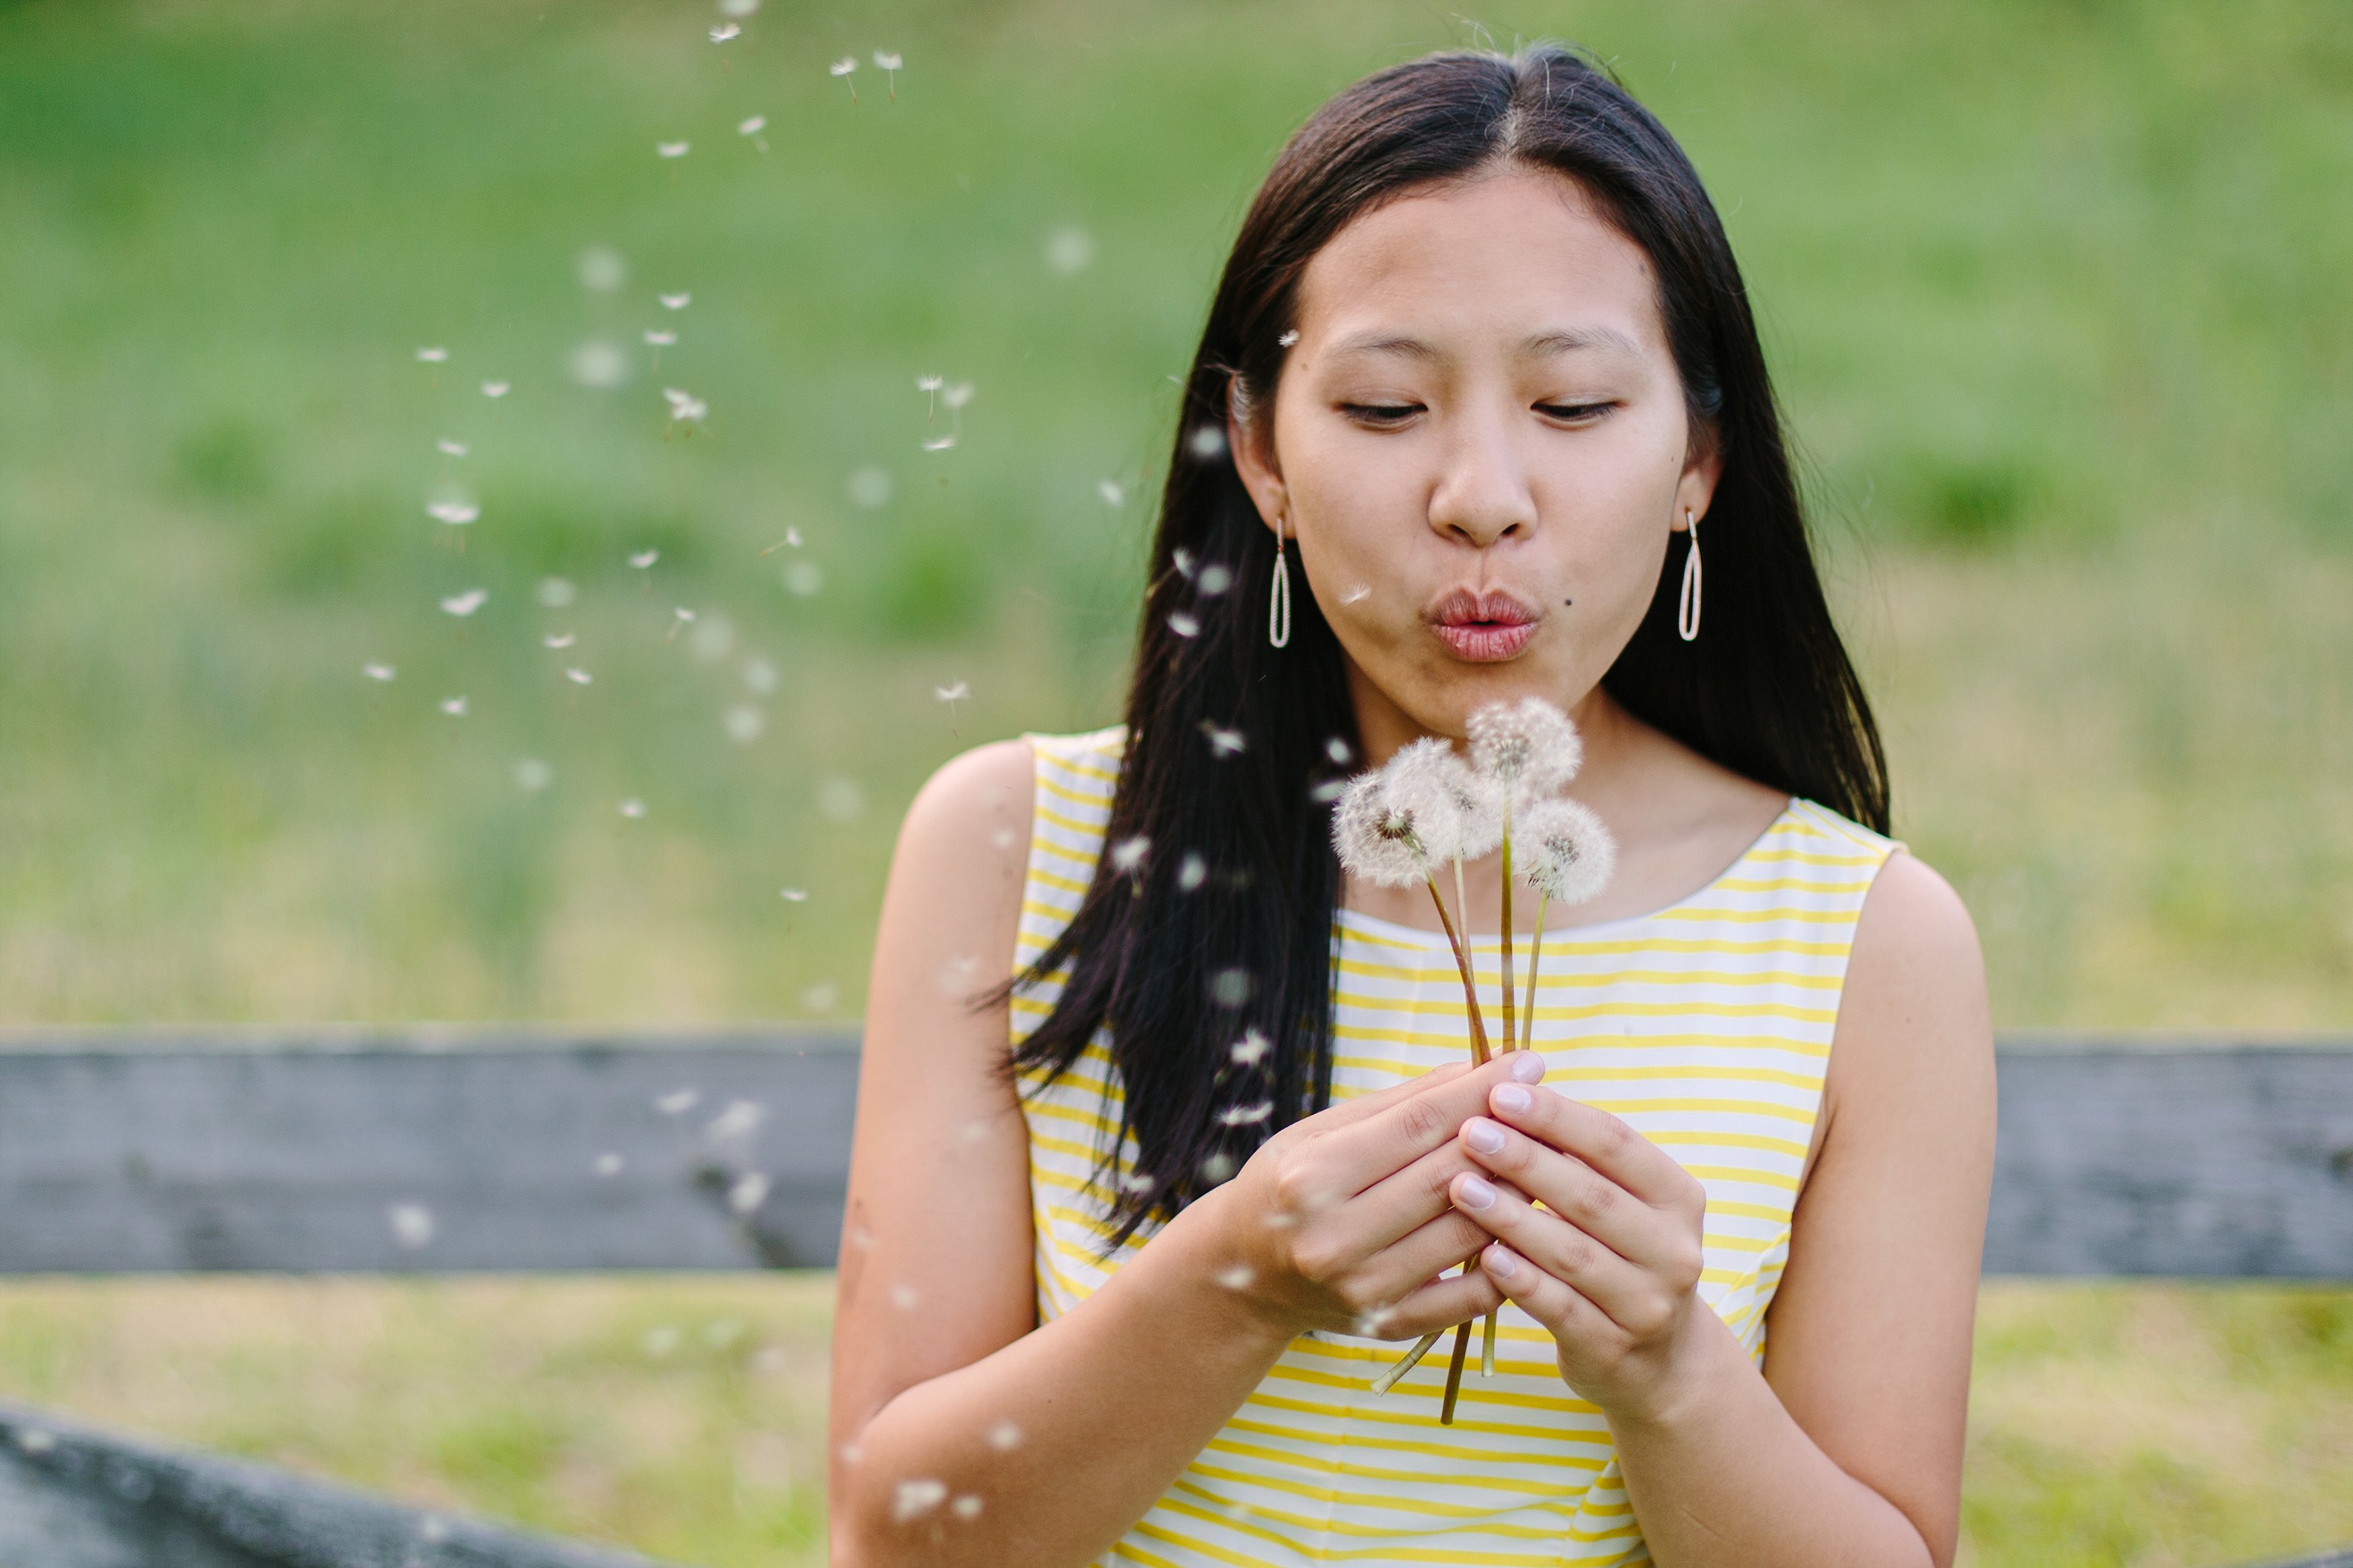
[[1445, 1078, 1713, 1421], [1195, 1053, 1550, 1343]]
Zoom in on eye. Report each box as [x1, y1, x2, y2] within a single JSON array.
[[1536, 400, 1616, 423], [1339, 402, 1422, 427]]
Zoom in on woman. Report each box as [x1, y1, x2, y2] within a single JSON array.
[[828, 42, 1994, 1568]]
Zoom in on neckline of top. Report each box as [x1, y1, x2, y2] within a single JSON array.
[[1335, 799, 1799, 946]]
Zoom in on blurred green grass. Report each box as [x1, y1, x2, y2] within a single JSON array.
[[1, 1, 2350, 1564]]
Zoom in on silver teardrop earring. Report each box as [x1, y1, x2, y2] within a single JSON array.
[[1268, 513, 1293, 649], [1677, 506, 1703, 643]]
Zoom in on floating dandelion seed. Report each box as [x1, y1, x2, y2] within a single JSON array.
[[1214, 1263, 1256, 1290], [817, 777, 863, 821], [828, 56, 859, 105], [644, 329, 676, 346], [1109, 835, 1150, 875], [426, 499, 479, 526], [643, 1325, 681, 1357], [744, 657, 779, 694], [1167, 610, 1200, 638], [440, 589, 487, 616], [439, 696, 467, 716], [1230, 1028, 1271, 1066], [594, 1152, 624, 1177], [1098, 479, 1124, 505], [784, 560, 823, 596], [1218, 1101, 1273, 1126], [1200, 1151, 1237, 1184], [481, 380, 510, 399], [570, 340, 627, 388], [737, 114, 768, 152], [873, 49, 902, 99], [629, 549, 660, 569], [1172, 548, 1195, 578], [986, 1421, 1023, 1452], [719, 0, 759, 15], [1188, 425, 1228, 459], [846, 466, 893, 507], [1326, 737, 1355, 764], [779, 887, 808, 902], [565, 667, 592, 685], [915, 373, 943, 420], [655, 1087, 699, 1115], [804, 981, 838, 1012], [1278, 329, 1300, 347], [659, 291, 691, 311], [942, 380, 974, 415], [387, 1202, 435, 1248], [15, 1430, 54, 1454], [543, 632, 575, 649], [728, 1171, 769, 1213], [758, 527, 803, 555], [415, 346, 448, 364], [1117, 1169, 1157, 1194], [1177, 851, 1207, 891], [514, 759, 553, 792], [1198, 563, 1233, 596], [888, 1283, 918, 1310], [951, 1495, 983, 1522], [1209, 966, 1253, 1007], [576, 245, 627, 292], [1202, 721, 1246, 757], [436, 438, 468, 457], [709, 21, 741, 41], [665, 390, 709, 423], [725, 704, 764, 743], [921, 434, 957, 451], [362, 663, 396, 682], [689, 614, 735, 661], [657, 140, 691, 158], [891, 1479, 946, 1524], [1045, 226, 1094, 274], [1341, 584, 1371, 606], [619, 798, 645, 819]]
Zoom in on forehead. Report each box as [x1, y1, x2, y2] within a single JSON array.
[[1292, 164, 1667, 359]]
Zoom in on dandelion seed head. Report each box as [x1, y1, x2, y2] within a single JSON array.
[[1515, 794, 1618, 905], [543, 632, 575, 649], [992, 827, 1016, 850], [846, 466, 893, 508], [1197, 563, 1233, 596], [1278, 329, 1300, 347], [1167, 610, 1200, 638], [1109, 835, 1150, 875], [719, 0, 759, 15], [1352, 1305, 1398, 1337], [951, 1495, 983, 1522], [915, 374, 943, 393], [576, 245, 627, 292], [1213, 1263, 1255, 1290], [690, 614, 735, 661], [986, 1420, 1023, 1452], [644, 329, 676, 347], [828, 56, 857, 77], [1340, 583, 1371, 605], [888, 1283, 919, 1310], [1468, 696, 1584, 798], [439, 696, 468, 716], [1117, 1169, 1157, 1194], [514, 758, 552, 791], [414, 346, 448, 364], [891, 1477, 945, 1524], [1326, 737, 1354, 765], [674, 606, 696, 622], [920, 434, 957, 451], [1045, 226, 1094, 274], [1199, 1151, 1237, 1184], [934, 679, 969, 704], [440, 588, 487, 616], [709, 21, 742, 41], [1218, 1100, 1273, 1127], [363, 662, 396, 682], [744, 657, 779, 695], [426, 499, 479, 526], [942, 380, 974, 410], [1177, 851, 1207, 891], [480, 380, 510, 399], [535, 579, 576, 611], [1330, 773, 1426, 889], [1201, 721, 1246, 757], [708, 1098, 766, 1143], [1209, 966, 1252, 1008], [1187, 425, 1227, 459], [387, 1202, 434, 1248], [815, 778, 863, 821], [1172, 548, 1196, 578], [728, 1171, 769, 1213], [618, 798, 646, 819], [436, 439, 468, 457], [738, 114, 766, 135], [629, 549, 660, 569], [873, 49, 903, 70], [1387, 737, 1497, 862], [779, 887, 809, 902], [668, 395, 709, 423], [1230, 1028, 1270, 1066], [657, 140, 691, 159], [656, 1088, 699, 1114], [1097, 479, 1124, 506], [570, 340, 629, 388], [565, 667, 593, 685], [659, 291, 692, 311]]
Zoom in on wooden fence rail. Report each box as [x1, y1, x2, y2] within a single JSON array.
[[1, 1027, 2349, 1568]]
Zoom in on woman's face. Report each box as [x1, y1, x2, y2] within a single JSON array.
[[1230, 162, 1718, 747]]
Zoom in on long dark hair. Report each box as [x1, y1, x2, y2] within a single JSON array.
[[1006, 42, 1889, 1249]]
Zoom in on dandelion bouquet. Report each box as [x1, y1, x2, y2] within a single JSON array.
[[1330, 697, 1615, 1424]]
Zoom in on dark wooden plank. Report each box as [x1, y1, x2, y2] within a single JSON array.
[[0, 1027, 859, 1273], [0, 1398, 680, 1567], [2, 1029, 2350, 1277], [1985, 1035, 2353, 1278]]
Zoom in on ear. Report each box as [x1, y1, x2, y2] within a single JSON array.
[[1223, 373, 1290, 539], [1671, 431, 1724, 532]]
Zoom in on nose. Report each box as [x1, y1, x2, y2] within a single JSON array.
[[1426, 407, 1536, 549]]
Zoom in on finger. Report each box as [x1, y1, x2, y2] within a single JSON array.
[[1310, 1051, 1547, 1198], [1448, 1167, 1657, 1333], [1476, 1241, 1616, 1346], [1483, 1078, 1702, 1212], [1339, 1203, 1502, 1307], [1455, 1113, 1681, 1273], [1345, 1258, 1505, 1343], [1302, 1059, 1474, 1136]]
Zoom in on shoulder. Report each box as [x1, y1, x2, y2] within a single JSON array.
[[896, 737, 1037, 858], [889, 725, 1127, 889], [1823, 838, 1994, 1135]]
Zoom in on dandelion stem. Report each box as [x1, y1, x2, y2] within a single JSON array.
[[1499, 800, 1517, 1053], [1439, 1318, 1474, 1423], [1481, 1306, 1497, 1378], [1419, 870, 1489, 1065], [1370, 1330, 1442, 1395], [1523, 892, 1550, 1044]]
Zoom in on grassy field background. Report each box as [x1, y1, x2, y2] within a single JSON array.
[[1, 0, 2349, 1563]]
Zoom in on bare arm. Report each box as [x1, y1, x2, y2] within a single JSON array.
[[827, 740, 1527, 1568], [1446, 848, 1995, 1567]]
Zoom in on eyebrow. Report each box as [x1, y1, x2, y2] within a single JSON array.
[[1325, 325, 1647, 362]]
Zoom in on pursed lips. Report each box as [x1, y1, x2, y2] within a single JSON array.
[[1429, 588, 1540, 662]]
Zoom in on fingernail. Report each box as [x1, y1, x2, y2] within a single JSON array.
[[1509, 1052, 1546, 1083], [1483, 1242, 1518, 1278], [1462, 1116, 1506, 1155], [1455, 1173, 1497, 1210], [1492, 1083, 1531, 1115]]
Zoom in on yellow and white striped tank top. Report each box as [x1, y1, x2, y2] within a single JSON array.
[[1011, 725, 1903, 1568]]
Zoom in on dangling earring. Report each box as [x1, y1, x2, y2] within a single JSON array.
[[1268, 514, 1293, 649], [1676, 506, 1702, 643]]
